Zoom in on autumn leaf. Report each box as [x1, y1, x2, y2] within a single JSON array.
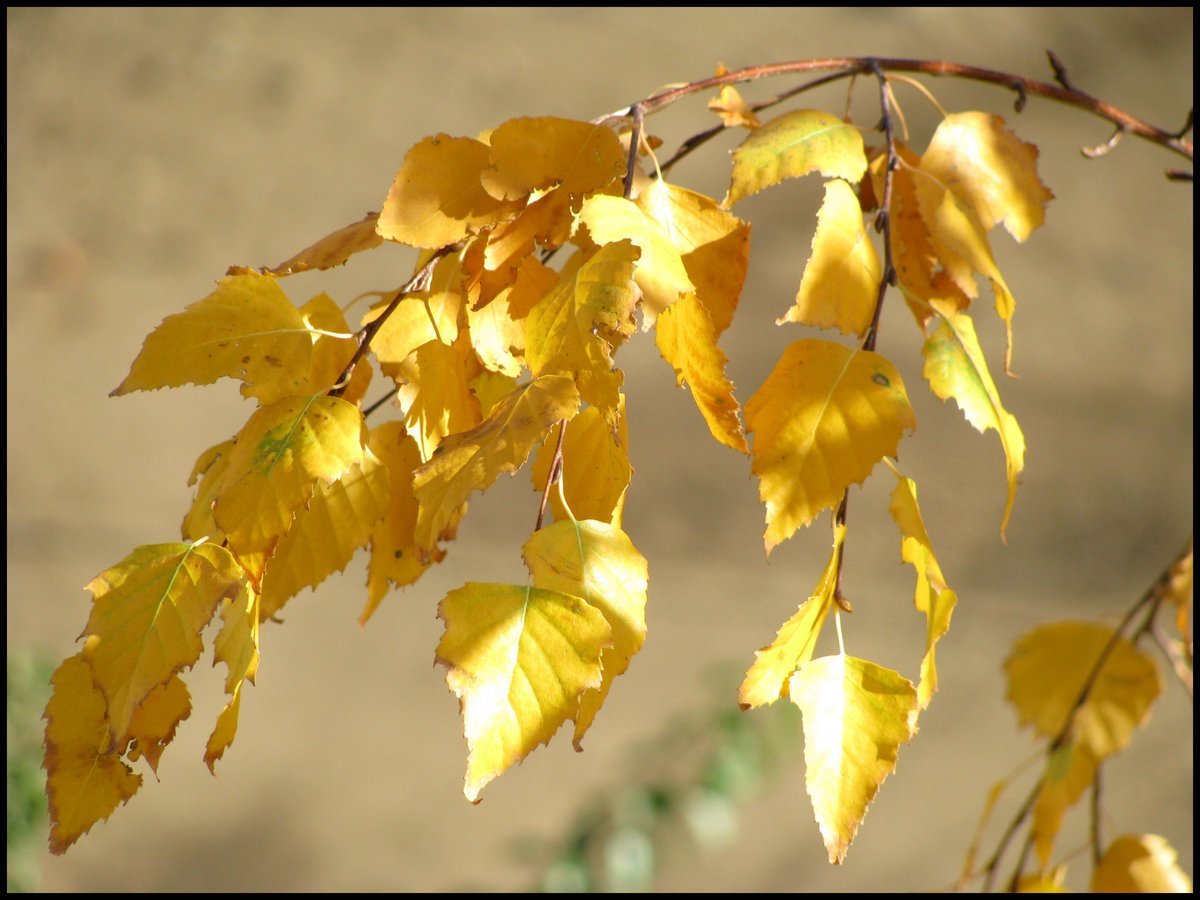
[[205, 583, 260, 771], [738, 523, 843, 709], [747, 339, 915, 553], [181, 439, 235, 543], [530, 398, 632, 527], [395, 335, 483, 461], [921, 308, 1025, 537], [436, 582, 611, 802], [779, 178, 880, 337], [1092, 834, 1193, 893], [412, 375, 581, 553], [724, 109, 867, 208], [523, 519, 649, 747], [1005, 621, 1161, 759], [920, 112, 1053, 243], [258, 451, 390, 619], [112, 271, 313, 403], [125, 674, 190, 774], [367, 253, 465, 367], [298, 292, 372, 404], [578, 194, 696, 326], [79, 541, 244, 746], [708, 65, 760, 129], [1030, 741, 1099, 868], [377, 134, 520, 249], [480, 116, 625, 203], [43, 654, 142, 854], [886, 463, 957, 710], [789, 655, 919, 864], [257, 211, 385, 276], [362, 422, 449, 624]]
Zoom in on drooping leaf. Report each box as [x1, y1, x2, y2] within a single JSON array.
[[480, 116, 625, 203], [886, 463, 957, 710], [412, 375, 581, 553], [921, 308, 1025, 537], [213, 395, 371, 555], [530, 397, 631, 527], [779, 178, 880, 337], [920, 112, 1053, 243], [738, 523, 843, 709], [395, 335, 483, 461], [523, 519, 649, 746], [377, 134, 520, 249], [362, 423, 449, 624], [124, 674, 191, 774], [747, 339, 915, 553], [257, 211, 385, 276], [524, 243, 640, 420], [258, 451, 390, 619], [181, 439, 235, 543], [367, 254, 465, 367], [466, 287, 525, 377], [1030, 741, 1099, 869], [578, 194, 696, 326], [725, 109, 867, 208], [298, 292, 372, 404], [112, 271, 313, 403], [1005, 621, 1162, 759], [80, 541, 244, 745], [436, 582, 612, 802], [708, 65, 760, 129], [204, 583, 260, 772], [43, 654, 142, 855], [789, 655, 919, 864], [1092, 834, 1193, 893]]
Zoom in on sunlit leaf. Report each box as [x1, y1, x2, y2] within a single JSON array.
[[395, 335, 483, 462], [125, 674, 190, 774], [258, 211, 385, 276], [298, 292, 371, 404], [530, 398, 631, 527], [204, 583, 259, 772], [481, 116, 625, 202], [789, 655, 919, 864], [747, 339, 915, 553], [1092, 834, 1193, 893], [725, 109, 867, 208]]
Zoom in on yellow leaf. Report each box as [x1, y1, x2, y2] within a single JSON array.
[[436, 582, 611, 801], [789, 655, 918, 864], [779, 179, 880, 337], [258, 451, 390, 619], [913, 168, 1018, 372], [708, 71, 760, 129], [259, 211, 384, 276], [298, 292, 372, 404], [80, 541, 243, 745], [213, 395, 371, 555], [1092, 834, 1193, 893], [181, 439, 235, 543], [125, 674, 191, 774], [738, 523, 843, 709], [466, 287, 525, 377], [1017, 866, 1069, 892], [395, 335, 483, 461], [377, 134, 520, 249], [530, 398, 631, 527], [747, 339, 915, 553], [412, 375, 580, 553], [921, 309, 1025, 537], [43, 654, 142, 855], [1031, 741, 1099, 869], [886, 465, 957, 709], [921, 112, 1053, 243], [578, 194, 696, 326], [366, 255, 464, 366], [724, 109, 867, 208], [112, 271, 313, 403], [480, 116, 625, 203], [362, 423, 448, 624], [205, 583, 260, 772], [524, 243, 639, 420], [1005, 621, 1162, 759], [523, 519, 648, 747]]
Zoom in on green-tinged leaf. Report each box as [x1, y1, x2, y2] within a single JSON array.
[[747, 339, 915, 553], [789, 655, 919, 864], [523, 519, 649, 746], [725, 109, 867, 208], [112, 271, 313, 403], [921, 309, 1025, 537], [779, 178, 880, 337], [80, 541, 243, 745], [886, 463, 957, 709], [437, 582, 612, 801], [43, 654, 142, 855], [1005, 621, 1161, 759], [213, 395, 370, 555], [412, 375, 580, 553], [739, 523, 843, 708]]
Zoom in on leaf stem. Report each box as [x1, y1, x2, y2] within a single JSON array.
[[535, 418, 569, 532]]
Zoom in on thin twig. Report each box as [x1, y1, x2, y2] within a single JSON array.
[[535, 419, 569, 532]]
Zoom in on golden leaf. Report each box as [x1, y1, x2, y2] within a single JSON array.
[[205, 583, 260, 772], [260, 211, 385, 276], [480, 116, 625, 203], [530, 398, 631, 527], [298, 292, 371, 404], [1092, 834, 1193, 893]]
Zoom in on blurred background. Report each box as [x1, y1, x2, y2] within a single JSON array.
[[7, 8, 1192, 892]]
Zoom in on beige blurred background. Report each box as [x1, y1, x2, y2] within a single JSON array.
[[7, 8, 1192, 892]]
